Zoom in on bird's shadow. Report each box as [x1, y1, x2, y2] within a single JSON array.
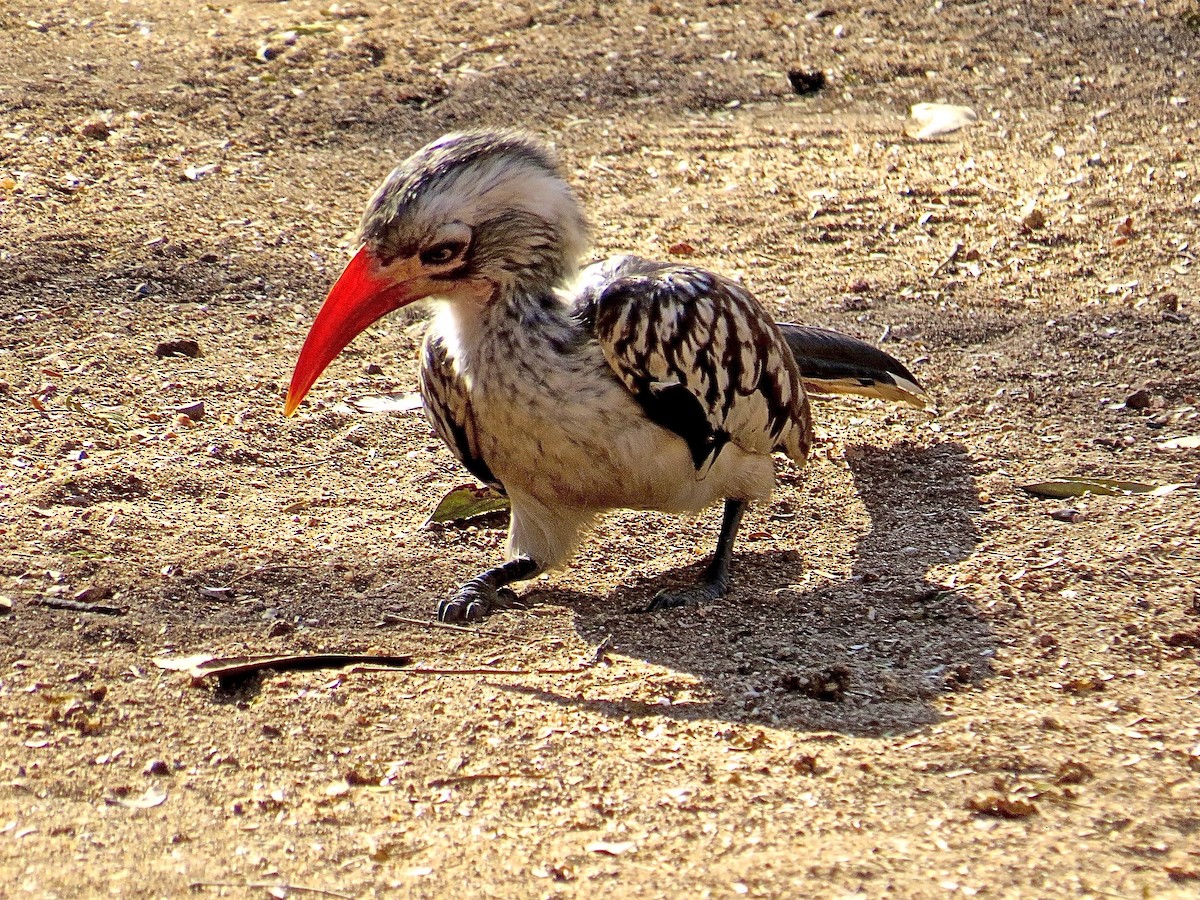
[[510, 440, 988, 737]]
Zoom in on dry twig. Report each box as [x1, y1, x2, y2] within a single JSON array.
[[188, 881, 352, 899]]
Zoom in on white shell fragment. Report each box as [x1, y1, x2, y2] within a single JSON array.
[[909, 102, 979, 140]]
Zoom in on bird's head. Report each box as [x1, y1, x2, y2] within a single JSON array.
[[284, 130, 588, 416]]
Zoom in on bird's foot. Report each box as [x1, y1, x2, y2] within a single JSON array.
[[437, 580, 525, 624], [642, 576, 728, 613]]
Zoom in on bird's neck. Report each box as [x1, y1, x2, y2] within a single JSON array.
[[429, 286, 579, 381]]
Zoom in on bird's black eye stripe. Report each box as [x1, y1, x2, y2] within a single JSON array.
[[420, 241, 466, 266]]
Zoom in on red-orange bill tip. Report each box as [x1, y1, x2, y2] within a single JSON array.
[[284, 247, 412, 417]]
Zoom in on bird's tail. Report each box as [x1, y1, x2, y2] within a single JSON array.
[[778, 323, 929, 409]]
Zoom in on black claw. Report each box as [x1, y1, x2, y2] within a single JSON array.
[[643, 590, 686, 613], [434, 558, 539, 623], [436, 579, 526, 623]]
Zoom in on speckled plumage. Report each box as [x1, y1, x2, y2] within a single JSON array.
[[343, 130, 925, 620]]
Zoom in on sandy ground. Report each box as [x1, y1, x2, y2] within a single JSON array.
[[2, 0, 1199, 896]]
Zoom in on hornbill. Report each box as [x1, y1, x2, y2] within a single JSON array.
[[285, 130, 926, 623]]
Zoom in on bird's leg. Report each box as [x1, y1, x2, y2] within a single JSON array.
[[644, 499, 748, 612], [437, 556, 540, 624]]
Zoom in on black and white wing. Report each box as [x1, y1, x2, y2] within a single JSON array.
[[574, 255, 812, 473], [418, 331, 504, 493]]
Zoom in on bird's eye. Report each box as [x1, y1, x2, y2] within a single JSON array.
[[419, 241, 466, 267]]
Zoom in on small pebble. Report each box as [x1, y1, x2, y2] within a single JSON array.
[[154, 339, 201, 359], [787, 69, 826, 96], [267, 620, 295, 638], [1049, 508, 1084, 523], [1124, 389, 1152, 410], [81, 120, 111, 140]]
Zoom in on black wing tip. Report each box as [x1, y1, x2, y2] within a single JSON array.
[[778, 323, 929, 407]]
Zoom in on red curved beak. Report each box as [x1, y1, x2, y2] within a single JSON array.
[[284, 247, 414, 417]]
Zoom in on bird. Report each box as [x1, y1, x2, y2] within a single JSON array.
[[284, 130, 927, 623]]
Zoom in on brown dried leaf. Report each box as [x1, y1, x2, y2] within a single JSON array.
[[966, 795, 1037, 818], [727, 729, 770, 752], [1054, 761, 1095, 785]]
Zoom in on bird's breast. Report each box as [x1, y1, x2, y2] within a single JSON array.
[[421, 305, 773, 514]]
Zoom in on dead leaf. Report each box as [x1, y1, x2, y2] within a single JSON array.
[[1020, 477, 1182, 499], [424, 484, 509, 526], [64, 400, 130, 434], [727, 730, 770, 751], [1060, 676, 1105, 694], [966, 795, 1037, 818], [667, 241, 696, 256]]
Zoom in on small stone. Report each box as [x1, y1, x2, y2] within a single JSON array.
[[81, 120, 111, 140], [365, 363, 384, 375], [1021, 208, 1047, 231], [787, 69, 826, 95], [267, 620, 294, 638], [143, 758, 170, 776], [73, 585, 113, 603], [154, 339, 201, 359], [1049, 508, 1084, 523], [1124, 389, 1152, 410]]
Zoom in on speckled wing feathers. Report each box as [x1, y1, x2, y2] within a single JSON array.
[[582, 257, 812, 472], [419, 332, 503, 492]]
